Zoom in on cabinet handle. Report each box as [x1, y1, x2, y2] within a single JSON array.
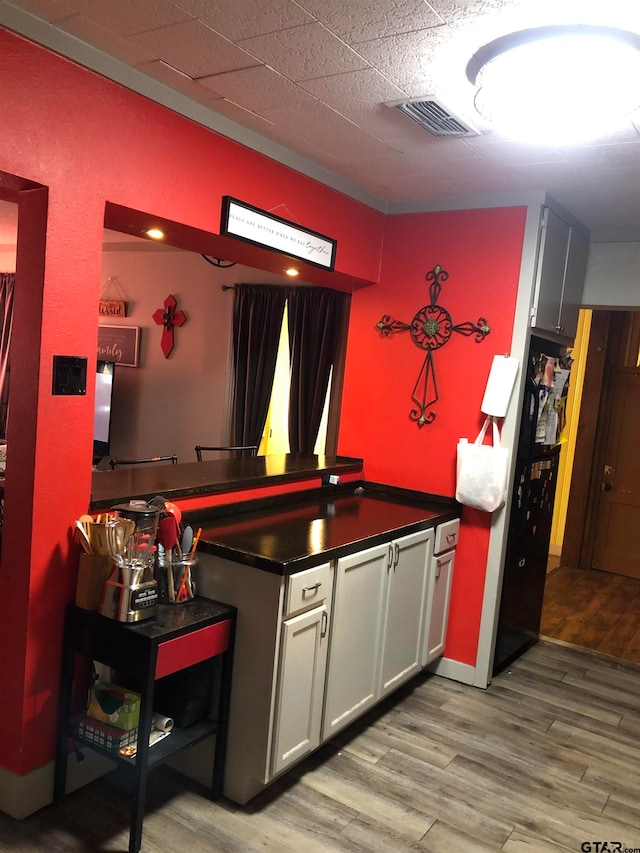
[[446, 533, 456, 543], [393, 542, 400, 570], [321, 610, 328, 638], [302, 582, 322, 592], [436, 558, 443, 579], [387, 544, 393, 571]]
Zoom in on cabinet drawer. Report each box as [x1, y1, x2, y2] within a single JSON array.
[[435, 519, 460, 554], [285, 562, 332, 617]]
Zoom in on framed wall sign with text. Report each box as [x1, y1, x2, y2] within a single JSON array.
[[220, 196, 337, 270], [97, 325, 140, 367]]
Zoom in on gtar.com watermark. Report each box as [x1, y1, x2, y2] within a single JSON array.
[[580, 843, 640, 853]]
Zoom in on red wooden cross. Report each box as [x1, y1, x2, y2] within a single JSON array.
[[152, 294, 186, 358]]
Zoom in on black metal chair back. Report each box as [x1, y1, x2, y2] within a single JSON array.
[[194, 445, 258, 461], [109, 455, 178, 469]]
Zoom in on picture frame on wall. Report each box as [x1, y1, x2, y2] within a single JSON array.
[[97, 325, 140, 368], [220, 196, 337, 271]]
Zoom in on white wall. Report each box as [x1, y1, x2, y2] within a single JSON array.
[[100, 245, 289, 464], [583, 242, 640, 308]]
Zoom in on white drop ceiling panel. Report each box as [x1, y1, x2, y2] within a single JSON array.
[[194, 0, 315, 42], [198, 65, 314, 113], [0, 0, 638, 242], [238, 23, 369, 82]]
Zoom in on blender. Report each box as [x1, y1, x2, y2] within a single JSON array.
[[98, 503, 160, 622]]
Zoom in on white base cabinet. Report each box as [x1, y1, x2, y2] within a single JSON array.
[[322, 542, 388, 740], [422, 518, 458, 666], [323, 529, 434, 740], [271, 602, 329, 776], [195, 518, 455, 805], [380, 530, 434, 696], [422, 548, 455, 665]]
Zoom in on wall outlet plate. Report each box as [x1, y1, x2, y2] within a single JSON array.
[[322, 474, 340, 486]]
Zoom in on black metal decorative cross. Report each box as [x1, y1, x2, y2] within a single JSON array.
[[376, 264, 490, 427]]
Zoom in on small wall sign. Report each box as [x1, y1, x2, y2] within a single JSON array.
[[99, 299, 126, 317], [97, 325, 140, 367], [220, 196, 337, 270]]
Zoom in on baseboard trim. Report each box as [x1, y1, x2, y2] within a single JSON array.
[[0, 751, 114, 820], [427, 656, 478, 686]]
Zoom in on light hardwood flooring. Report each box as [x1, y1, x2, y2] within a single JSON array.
[[2, 640, 640, 851]]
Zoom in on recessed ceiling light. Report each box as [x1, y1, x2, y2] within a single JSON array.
[[285, 268, 299, 277], [467, 25, 640, 145], [145, 228, 164, 240]]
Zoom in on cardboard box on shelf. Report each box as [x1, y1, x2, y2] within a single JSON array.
[[87, 682, 141, 731]]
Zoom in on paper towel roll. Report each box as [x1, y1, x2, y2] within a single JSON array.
[[481, 355, 520, 418], [153, 713, 174, 733]]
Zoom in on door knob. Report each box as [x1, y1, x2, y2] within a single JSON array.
[[601, 483, 612, 491]]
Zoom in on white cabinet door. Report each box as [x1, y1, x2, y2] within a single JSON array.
[[379, 529, 433, 697], [558, 226, 588, 339], [422, 549, 455, 666], [532, 207, 588, 340], [322, 542, 388, 741], [271, 604, 328, 776], [533, 207, 571, 335]]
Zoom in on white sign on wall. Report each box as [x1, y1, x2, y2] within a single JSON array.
[[220, 196, 337, 270]]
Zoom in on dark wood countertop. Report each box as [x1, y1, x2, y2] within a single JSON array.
[[195, 483, 459, 575], [90, 454, 363, 510]]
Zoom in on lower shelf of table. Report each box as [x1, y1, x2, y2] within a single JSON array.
[[68, 718, 218, 770]]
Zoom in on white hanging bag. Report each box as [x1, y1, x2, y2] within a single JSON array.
[[456, 416, 509, 512]]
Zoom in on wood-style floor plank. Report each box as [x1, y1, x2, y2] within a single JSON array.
[[1, 639, 640, 851], [541, 566, 640, 664]]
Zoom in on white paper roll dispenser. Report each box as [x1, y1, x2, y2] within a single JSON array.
[[481, 355, 520, 418]]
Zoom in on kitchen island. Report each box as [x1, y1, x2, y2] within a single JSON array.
[[189, 481, 459, 804]]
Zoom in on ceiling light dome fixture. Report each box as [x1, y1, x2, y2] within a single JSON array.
[[466, 25, 640, 145]]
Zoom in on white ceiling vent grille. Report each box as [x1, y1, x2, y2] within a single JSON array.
[[389, 96, 479, 138]]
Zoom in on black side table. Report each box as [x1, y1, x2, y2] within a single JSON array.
[[54, 599, 236, 853]]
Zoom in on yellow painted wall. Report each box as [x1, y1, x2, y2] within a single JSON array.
[[550, 309, 592, 553]]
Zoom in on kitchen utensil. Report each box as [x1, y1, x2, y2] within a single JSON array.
[[157, 515, 179, 601], [89, 522, 112, 556], [157, 514, 179, 550], [189, 527, 202, 558], [74, 520, 93, 555], [164, 501, 182, 526], [168, 554, 197, 604], [147, 495, 167, 509], [180, 525, 193, 556]]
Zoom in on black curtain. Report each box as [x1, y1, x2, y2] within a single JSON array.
[[232, 284, 288, 448], [0, 273, 15, 439], [288, 287, 347, 454]]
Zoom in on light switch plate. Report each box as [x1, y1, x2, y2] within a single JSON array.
[[52, 355, 87, 395]]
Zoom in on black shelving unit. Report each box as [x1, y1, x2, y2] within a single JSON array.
[[54, 599, 236, 853]]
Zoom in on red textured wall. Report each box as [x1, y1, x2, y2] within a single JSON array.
[[339, 207, 526, 666], [0, 28, 383, 777], [0, 25, 527, 784]]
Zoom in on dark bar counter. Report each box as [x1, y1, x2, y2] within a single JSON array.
[[90, 454, 363, 510], [194, 482, 459, 574]]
